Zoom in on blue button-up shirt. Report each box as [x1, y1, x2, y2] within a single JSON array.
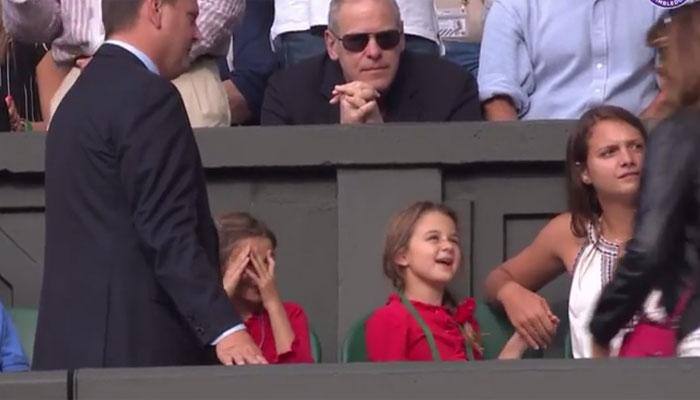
[[104, 39, 161, 75], [478, 0, 666, 120]]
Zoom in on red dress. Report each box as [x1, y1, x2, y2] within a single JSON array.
[[365, 294, 483, 361], [244, 302, 314, 363]]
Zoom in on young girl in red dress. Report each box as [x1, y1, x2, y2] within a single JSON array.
[[366, 201, 527, 361], [217, 212, 314, 364]]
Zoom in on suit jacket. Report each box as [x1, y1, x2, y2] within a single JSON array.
[[261, 52, 482, 125], [35, 44, 241, 370]]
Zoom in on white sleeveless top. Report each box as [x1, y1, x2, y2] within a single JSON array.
[[569, 225, 626, 358], [568, 224, 666, 358]]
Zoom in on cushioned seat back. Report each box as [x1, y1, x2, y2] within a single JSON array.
[[474, 301, 516, 360], [341, 314, 371, 362], [8, 307, 38, 364], [310, 329, 322, 362]]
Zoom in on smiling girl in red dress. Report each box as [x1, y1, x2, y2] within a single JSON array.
[[366, 201, 526, 361]]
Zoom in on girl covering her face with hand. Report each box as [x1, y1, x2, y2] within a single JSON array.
[[217, 212, 313, 364]]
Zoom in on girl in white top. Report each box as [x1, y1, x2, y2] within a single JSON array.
[[569, 224, 668, 357], [485, 105, 649, 357], [569, 224, 641, 357]]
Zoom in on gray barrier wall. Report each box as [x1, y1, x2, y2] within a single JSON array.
[[0, 122, 574, 361], [0, 370, 66, 399], [64, 358, 700, 400], [1, 359, 698, 400]]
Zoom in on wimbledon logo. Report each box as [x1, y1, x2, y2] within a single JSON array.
[[649, 0, 687, 8]]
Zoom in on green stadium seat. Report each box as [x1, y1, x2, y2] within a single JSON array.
[[340, 314, 371, 362], [564, 328, 574, 359], [474, 301, 516, 359], [474, 301, 543, 359], [8, 307, 38, 364], [310, 329, 322, 362]]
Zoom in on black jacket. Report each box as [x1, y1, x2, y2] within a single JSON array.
[[261, 52, 482, 124], [35, 44, 241, 369], [0, 97, 9, 131], [590, 108, 700, 345]]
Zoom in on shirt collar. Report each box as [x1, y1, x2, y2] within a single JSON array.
[[104, 39, 160, 75]]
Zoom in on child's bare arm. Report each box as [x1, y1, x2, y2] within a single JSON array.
[[498, 332, 529, 359]]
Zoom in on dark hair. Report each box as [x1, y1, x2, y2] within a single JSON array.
[[647, 14, 670, 50], [566, 105, 648, 237], [660, 2, 700, 110], [382, 201, 459, 293], [102, 0, 176, 37], [216, 212, 277, 268]]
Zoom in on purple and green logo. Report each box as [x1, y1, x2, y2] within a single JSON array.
[[650, 0, 687, 8]]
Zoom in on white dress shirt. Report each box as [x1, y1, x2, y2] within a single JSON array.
[[270, 0, 440, 46]]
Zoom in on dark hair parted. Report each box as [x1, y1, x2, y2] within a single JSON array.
[[382, 201, 459, 293], [566, 105, 648, 238], [216, 212, 277, 269]]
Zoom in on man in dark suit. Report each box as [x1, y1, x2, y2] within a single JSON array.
[[260, 0, 481, 125], [35, 0, 266, 369]]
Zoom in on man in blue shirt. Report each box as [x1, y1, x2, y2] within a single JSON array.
[[478, 0, 669, 121], [0, 302, 29, 372]]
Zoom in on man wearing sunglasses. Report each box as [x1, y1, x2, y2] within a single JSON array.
[[260, 0, 481, 125]]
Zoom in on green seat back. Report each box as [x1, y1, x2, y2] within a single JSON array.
[[474, 301, 544, 360], [310, 329, 322, 362], [564, 328, 574, 359], [341, 314, 371, 362], [8, 307, 38, 364], [474, 301, 515, 360]]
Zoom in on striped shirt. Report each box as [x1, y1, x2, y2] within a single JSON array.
[[3, 0, 245, 64]]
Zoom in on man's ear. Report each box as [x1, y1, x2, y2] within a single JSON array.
[[325, 29, 340, 61], [144, 0, 164, 29]]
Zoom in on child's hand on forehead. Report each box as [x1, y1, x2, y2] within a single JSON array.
[[222, 243, 252, 298], [246, 250, 281, 307]]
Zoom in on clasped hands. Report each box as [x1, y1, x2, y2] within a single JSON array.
[[330, 81, 384, 124]]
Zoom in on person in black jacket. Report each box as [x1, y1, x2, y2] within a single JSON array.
[[590, 2, 700, 357], [35, 0, 266, 369], [260, 0, 481, 125], [0, 94, 10, 131]]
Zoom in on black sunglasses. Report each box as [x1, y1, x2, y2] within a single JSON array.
[[332, 29, 402, 53]]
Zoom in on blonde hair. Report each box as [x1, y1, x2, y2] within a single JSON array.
[[381, 201, 482, 355], [382, 201, 459, 293]]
